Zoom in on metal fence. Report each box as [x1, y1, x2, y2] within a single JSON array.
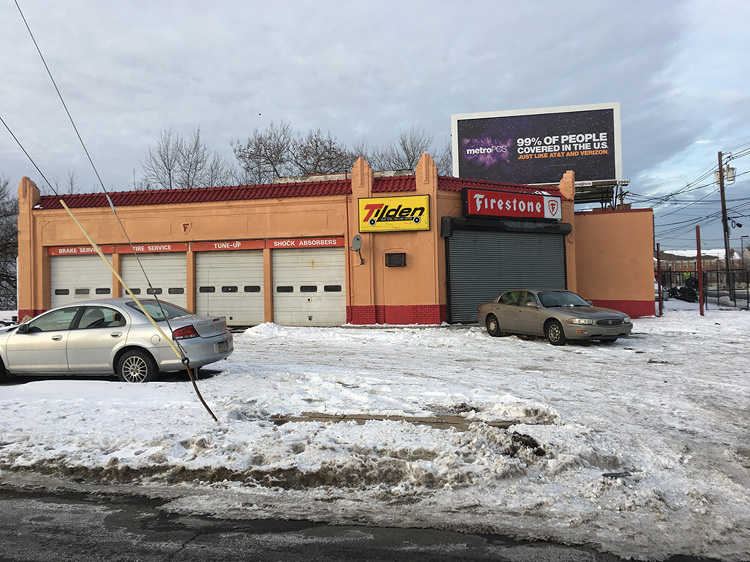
[[658, 268, 749, 310]]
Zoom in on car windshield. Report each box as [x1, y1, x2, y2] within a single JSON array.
[[538, 291, 591, 308], [125, 300, 191, 321]]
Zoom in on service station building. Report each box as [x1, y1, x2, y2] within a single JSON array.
[[16, 154, 655, 326]]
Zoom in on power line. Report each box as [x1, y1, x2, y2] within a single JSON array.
[[10, 0, 218, 422]]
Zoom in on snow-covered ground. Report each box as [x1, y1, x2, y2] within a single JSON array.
[[0, 302, 748, 561]]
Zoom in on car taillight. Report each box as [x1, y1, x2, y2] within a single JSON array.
[[173, 325, 199, 340]]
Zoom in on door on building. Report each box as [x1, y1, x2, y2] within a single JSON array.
[[50, 255, 113, 308], [195, 250, 264, 326], [272, 248, 346, 326], [120, 253, 188, 308], [447, 230, 566, 324]]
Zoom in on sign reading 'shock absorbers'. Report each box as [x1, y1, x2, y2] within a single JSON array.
[[462, 188, 562, 220], [358, 195, 430, 232]]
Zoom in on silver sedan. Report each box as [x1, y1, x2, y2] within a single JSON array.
[[0, 299, 233, 383], [478, 289, 633, 345]]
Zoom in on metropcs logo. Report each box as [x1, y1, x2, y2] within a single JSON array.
[[465, 144, 508, 156], [358, 195, 430, 232], [462, 188, 562, 220]]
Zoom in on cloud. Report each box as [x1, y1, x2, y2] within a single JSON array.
[[1, 0, 748, 248]]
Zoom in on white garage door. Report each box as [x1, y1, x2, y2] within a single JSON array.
[[121, 253, 188, 308], [50, 255, 113, 308], [195, 250, 264, 326], [272, 248, 345, 326]]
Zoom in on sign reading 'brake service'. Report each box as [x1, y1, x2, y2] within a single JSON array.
[[463, 188, 562, 220], [358, 195, 430, 232]]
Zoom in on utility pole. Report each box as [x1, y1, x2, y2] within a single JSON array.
[[718, 151, 733, 302]]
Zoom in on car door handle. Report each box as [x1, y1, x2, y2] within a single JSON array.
[[51, 335, 63, 341], [110, 332, 122, 338]]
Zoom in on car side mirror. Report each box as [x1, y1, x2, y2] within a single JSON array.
[[16, 323, 29, 334], [526, 301, 539, 308]]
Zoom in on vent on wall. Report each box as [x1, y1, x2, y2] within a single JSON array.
[[385, 253, 406, 267]]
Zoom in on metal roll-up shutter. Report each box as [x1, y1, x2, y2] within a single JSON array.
[[121, 253, 188, 308], [272, 248, 346, 326], [196, 250, 264, 326], [448, 231, 565, 323], [50, 255, 114, 308]]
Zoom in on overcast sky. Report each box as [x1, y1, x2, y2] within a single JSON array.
[[1, 0, 748, 250]]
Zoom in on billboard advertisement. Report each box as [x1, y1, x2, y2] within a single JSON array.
[[358, 195, 430, 233], [451, 103, 621, 185]]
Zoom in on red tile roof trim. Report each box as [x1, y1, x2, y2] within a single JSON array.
[[437, 176, 566, 198], [35, 176, 565, 210]]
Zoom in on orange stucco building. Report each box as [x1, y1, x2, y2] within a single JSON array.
[[16, 153, 655, 325]]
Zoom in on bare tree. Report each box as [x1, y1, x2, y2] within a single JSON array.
[[140, 128, 234, 189], [435, 140, 453, 176], [65, 169, 78, 194], [232, 121, 294, 184], [234, 123, 452, 182], [141, 128, 180, 189], [290, 129, 357, 176], [0, 176, 18, 309], [233, 122, 357, 183], [368, 127, 435, 171]]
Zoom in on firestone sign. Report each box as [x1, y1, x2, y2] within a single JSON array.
[[462, 188, 562, 220]]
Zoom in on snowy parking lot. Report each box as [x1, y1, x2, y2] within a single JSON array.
[[0, 302, 748, 561]]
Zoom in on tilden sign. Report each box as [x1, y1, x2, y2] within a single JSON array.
[[358, 195, 430, 232], [462, 188, 562, 220]]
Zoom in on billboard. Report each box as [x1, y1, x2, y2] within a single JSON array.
[[358, 195, 430, 232], [451, 103, 621, 185]]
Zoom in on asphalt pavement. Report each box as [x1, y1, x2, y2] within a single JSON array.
[[0, 484, 635, 562]]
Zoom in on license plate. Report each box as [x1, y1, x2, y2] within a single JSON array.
[[217, 340, 228, 353]]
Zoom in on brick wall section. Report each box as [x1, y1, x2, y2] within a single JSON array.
[[411, 304, 446, 324], [348, 304, 445, 325], [347, 305, 377, 324]]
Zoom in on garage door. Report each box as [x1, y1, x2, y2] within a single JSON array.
[[120, 253, 188, 308], [272, 248, 345, 326], [448, 231, 566, 323], [50, 255, 114, 308], [195, 250, 264, 326]]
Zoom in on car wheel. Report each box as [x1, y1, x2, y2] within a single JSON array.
[[545, 320, 567, 346], [486, 315, 502, 337], [599, 338, 617, 344], [117, 349, 158, 383]]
